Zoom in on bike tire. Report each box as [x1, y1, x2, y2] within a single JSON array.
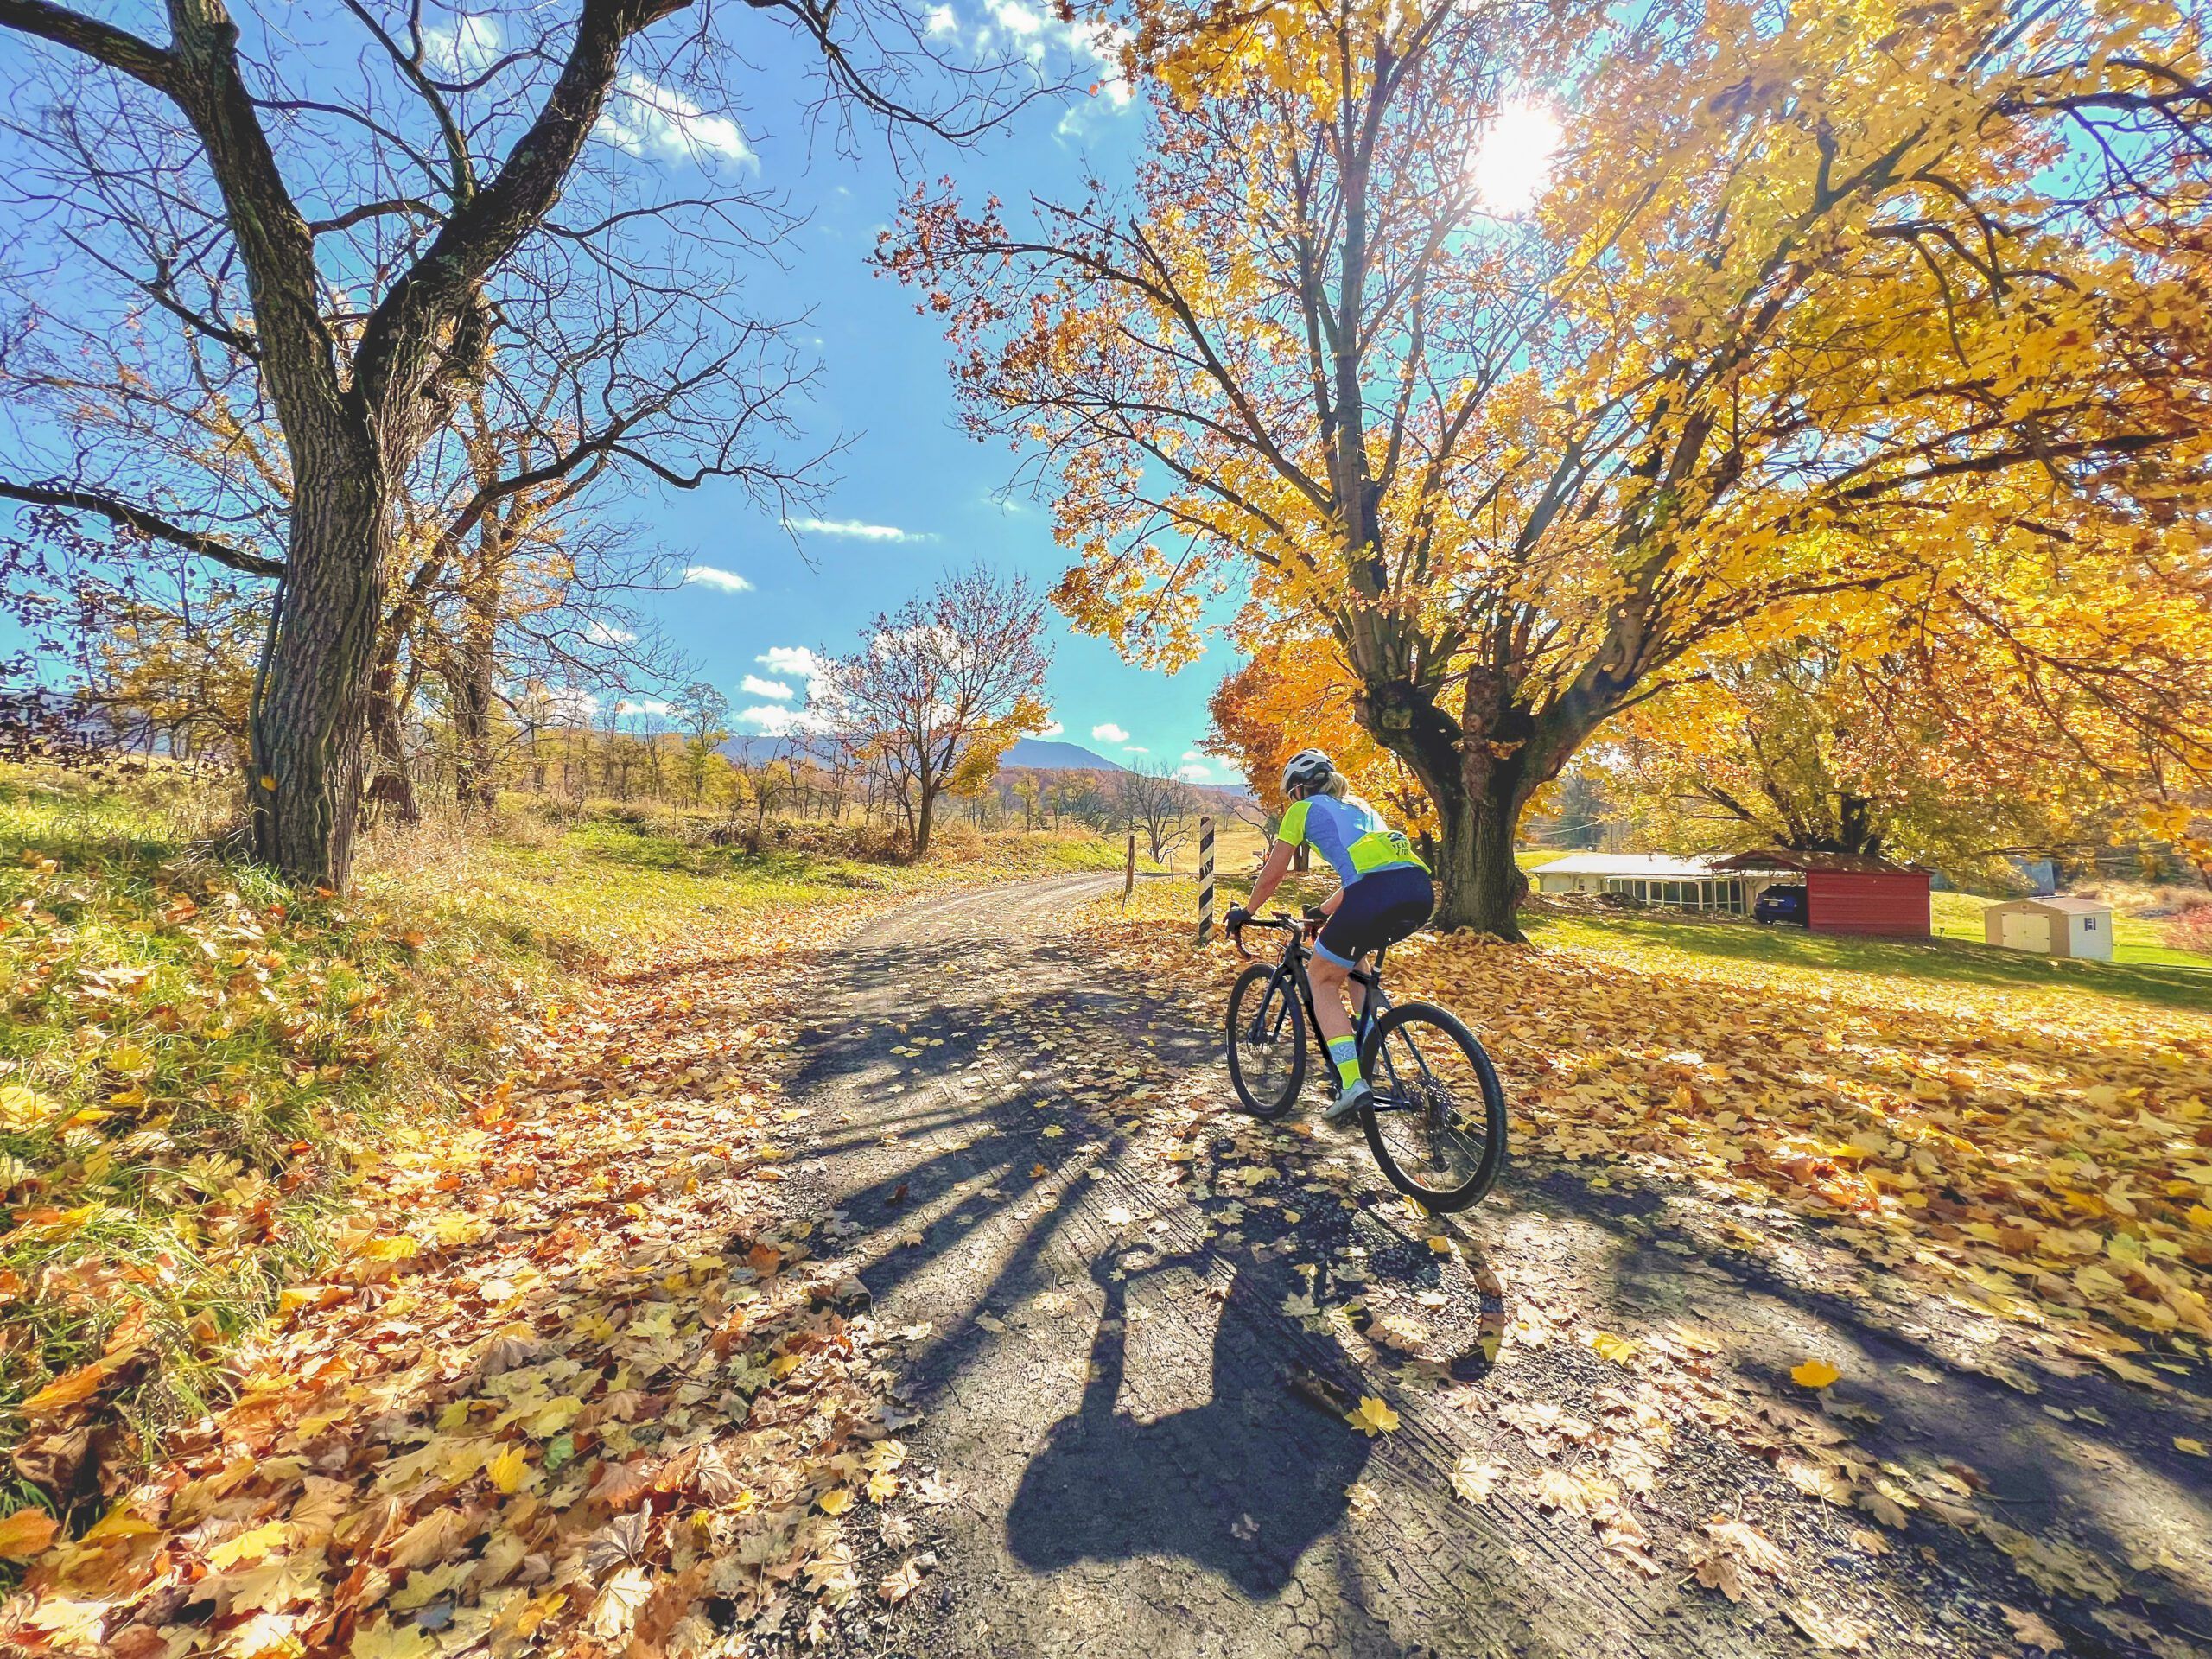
[[1226, 963, 1306, 1119], [1358, 1000, 1506, 1211]]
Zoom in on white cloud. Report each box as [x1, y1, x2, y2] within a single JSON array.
[[1125, 745, 1148, 753], [616, 697, 671, 718], [596, 72, 755, 168], [1038, 720, 1064, 737], [740, 674, 793, 701], [1469, 98, 1563, 216], [930, 3, 1132, 113], [1176, 764, 1211, 782], [683, 564, 753, 593], [1091, 722, 1128, 744], [785, 516, 936, 543], [737, 702, 842, 738], [425, 13, 500, 75], [584, 619, 637, 645], [756, 645, 823, 679]]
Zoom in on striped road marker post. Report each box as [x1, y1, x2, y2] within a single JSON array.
[[1197, 815, 1215, 944], [1122, 831, 1136, 912]]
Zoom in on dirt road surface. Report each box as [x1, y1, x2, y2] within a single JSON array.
[[768, 877, 2212, 1659]]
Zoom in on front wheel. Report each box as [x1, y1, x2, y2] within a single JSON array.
[[1226, 963, 1306, 1119], [1359, 1001, 1506, 1212]]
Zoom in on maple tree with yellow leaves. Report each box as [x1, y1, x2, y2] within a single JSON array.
[[887, 0, 2212, 937]]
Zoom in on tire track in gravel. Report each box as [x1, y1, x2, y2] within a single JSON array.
[[768, 875, 2079, 1659]]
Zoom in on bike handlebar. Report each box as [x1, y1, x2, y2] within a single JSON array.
[[1229, 911, 1308, 960]]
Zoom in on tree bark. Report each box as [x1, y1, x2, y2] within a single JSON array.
[[912, 781, 937, 861], [449, 564, 499, 814], [249, 443, 387, 887], [363, 622, 420, 825]]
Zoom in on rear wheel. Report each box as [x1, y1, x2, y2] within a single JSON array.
[[1226, 963, 1306, 1119], [1359, 1001, 1506, 1212]]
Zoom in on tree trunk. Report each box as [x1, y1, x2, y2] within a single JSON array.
[[912, 784, 937, 861], [249, 447, 386, 887], [363, 626, 420, 826], [450, 550, 500, 814], [1360, 677, 1541, 942], [1429, 782, 1531, 939]]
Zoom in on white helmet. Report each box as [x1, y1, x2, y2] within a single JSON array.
[[1280, 749, 1333, 798]]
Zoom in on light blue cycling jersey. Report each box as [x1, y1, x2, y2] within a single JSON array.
[[1274, 792, 1427, 887]]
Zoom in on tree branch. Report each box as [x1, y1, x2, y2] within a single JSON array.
[[0, 480, 286, 576]]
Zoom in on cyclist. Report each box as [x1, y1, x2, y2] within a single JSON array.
[[1225, 750, 1433, 1124]]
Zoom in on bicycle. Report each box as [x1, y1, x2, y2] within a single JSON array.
[[1224, 912, 1506, 1212]]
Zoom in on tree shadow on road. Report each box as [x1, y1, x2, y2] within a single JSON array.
[[1006, 1247, 1373, 1598]]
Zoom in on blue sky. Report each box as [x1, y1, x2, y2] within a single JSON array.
[[606, 8, 1239, 784], [0, 0, 1241, 785]]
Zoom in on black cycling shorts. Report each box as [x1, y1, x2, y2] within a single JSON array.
[[1314, 865, 1434, 967]]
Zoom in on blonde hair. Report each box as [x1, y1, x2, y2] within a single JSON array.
[[1320, 771, 1351, 798]]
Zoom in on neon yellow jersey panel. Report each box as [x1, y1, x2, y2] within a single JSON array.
[[1274, 794, 1428, 887]]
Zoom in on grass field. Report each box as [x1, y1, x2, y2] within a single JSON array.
[[0, 768, 1130, 1494], [1166, 851, 2212, 1018]]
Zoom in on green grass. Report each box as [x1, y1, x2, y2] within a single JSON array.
[[0, 772, 1127, 1517], [1524, 904, 2212, 1014]]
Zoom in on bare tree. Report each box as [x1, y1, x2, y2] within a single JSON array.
[[817, 565, 1052, 860], [0, 0, 1039, 887], [1117, 761, 1196, 864]]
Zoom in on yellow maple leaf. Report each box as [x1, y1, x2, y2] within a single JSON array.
[[80, 1506, 157, 1546], [1590, 1331, 1638, 1365], [2176, 1437, 2208, 1458], [818, 1487, 855, 1515], [867, 1469, 899, 1503], [1345, 1396, 1399, 1436], [1790, 1358, 1841, 1389], [485, 1444, 531, 1494]]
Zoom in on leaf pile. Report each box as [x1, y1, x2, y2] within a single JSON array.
[[1088, 888, 2212, 1383], [0, 842, 989, 1654]]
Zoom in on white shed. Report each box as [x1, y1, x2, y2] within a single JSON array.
[[1982, 894, 2115, 961]]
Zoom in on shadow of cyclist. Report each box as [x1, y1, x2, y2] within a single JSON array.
[[1004, 1248, 1373, 1598]]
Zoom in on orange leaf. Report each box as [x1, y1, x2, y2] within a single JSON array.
[[0, 1508, 58, 1560], [22, 1360, 109, 1416]]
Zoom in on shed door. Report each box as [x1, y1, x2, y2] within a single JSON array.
[[2001, 912, 2051, 953]]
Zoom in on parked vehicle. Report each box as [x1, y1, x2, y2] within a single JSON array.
[[1754, 884, 1808, 926]]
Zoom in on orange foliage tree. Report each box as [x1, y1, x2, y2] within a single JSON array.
[[887, 0, 2212, 936]]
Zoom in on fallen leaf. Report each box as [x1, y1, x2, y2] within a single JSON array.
[[1790, 1357, 1841, 1389], [0, 1507, 59, 1559], [1345, 1396, 1399, 1436], [1449, 1456, 1501, 1505], [2001, 1605, 2065, 1651], [588, 1565, 654, 1640]]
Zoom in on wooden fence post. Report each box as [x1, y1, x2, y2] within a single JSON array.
[[1197, 815, 1215, 944], [1122, 831, 1136, 912]]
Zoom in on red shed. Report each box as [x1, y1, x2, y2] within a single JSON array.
[[1712, 850, 1931, 938]]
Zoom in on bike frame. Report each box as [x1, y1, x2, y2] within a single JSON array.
[[1236, 916, 1430, 1111]]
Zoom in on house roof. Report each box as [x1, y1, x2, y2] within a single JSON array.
[[1531, 854, 1771, 879], [1992, 894, 2112, 915], [1708, 849, 1926, 876]]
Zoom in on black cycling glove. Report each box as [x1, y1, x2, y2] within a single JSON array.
[[1224, 905, 1252, 930]]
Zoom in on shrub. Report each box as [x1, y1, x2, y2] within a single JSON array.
[[2164, 903, 2212, 956]]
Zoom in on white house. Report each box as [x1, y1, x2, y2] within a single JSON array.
[[1982, 894, 2115, 961], [1529, 853, 1783, 915]]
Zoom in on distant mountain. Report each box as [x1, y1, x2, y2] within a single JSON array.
[[1000, 737, 1126, 772], [716, 734, 791, 766]]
